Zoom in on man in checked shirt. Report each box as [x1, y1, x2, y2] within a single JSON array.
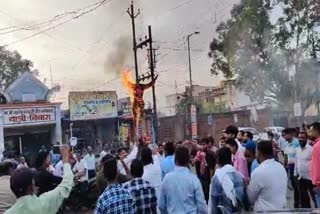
[[95, 158, 135, 214], [123, 159, 157, 214]]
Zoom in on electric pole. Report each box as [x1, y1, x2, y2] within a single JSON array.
[[127, 2, 159, 143], [148, 26, 158, 143], [187, 31, 200, 99], [187, 31, 200, 140], [127, 2, 140, 83], [136, 26, 158, 143]]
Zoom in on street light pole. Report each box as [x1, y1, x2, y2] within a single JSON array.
[[187, 31, 200, 99], [186, 32, 199, 140]]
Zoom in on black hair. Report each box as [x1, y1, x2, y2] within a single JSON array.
[[267, 131, 274, 138], [190, 148, 197, 157], [206, 150, 217, 170], [282, 128, 292, 135], [225, 125, 239, 137], [217, 147, 232, 166], [164, 142, 175, 156], [0, 161, 15, 176], [299, 131, 308, 137], [103, 158, 118, 181], [101, 154, 113, 165], [239, 130, 244, 136], [130, 159, 144, 178], [138, 138, 145, 145], [208, 136, 215, 145], [10, 167, 35, 198], [282, 128, 293, 135], [175, 146, 189, 166], [141, 147, 153, 166], [35, 151, 49, 169], [220, 136, 226, 140], [257, 140, 273, 157], [245, 131, 253, 140], [311, 122, 320, 134], [117, 147, 127, 154], [225, 138, 238, 150], [200, 137, 210, 145]]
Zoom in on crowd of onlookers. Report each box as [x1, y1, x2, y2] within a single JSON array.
[[1, 122, 320, 213]]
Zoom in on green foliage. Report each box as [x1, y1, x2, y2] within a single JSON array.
[[176, 96, 227, 115], [209, 0, 320, 115], [0, 47, 37, 89], [176, 96, 203, 115]]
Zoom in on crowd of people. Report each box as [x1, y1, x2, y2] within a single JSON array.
[[1, 122, 320, 213]]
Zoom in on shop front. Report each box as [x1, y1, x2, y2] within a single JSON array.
[[0, 72, 61, 163], [64, 91, 119, 152], [0, 103, 62, 165]]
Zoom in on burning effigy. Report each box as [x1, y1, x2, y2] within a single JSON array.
[[122, 69, 158, 138]]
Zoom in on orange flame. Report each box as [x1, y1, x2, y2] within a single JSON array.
[[121, 69, 135, 104], [122, 69, 141, 138]]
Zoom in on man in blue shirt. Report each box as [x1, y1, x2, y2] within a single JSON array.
[[209, 147, 247, 214], [158, 146, 207, 214], [160, 142, 175, 179], [243, 137, 259, 175], [283, 128, 300, 208]]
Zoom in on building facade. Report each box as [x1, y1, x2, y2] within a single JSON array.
[[0, 72, 61, 164]]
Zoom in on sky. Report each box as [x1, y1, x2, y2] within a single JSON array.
[[0, 0, 238, 111]]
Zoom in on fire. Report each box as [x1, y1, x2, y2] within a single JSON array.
[[121, 69, 135, 104], [121, 69, 141, 137], [122, 69, 157, 141]]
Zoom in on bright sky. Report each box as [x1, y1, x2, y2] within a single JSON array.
[[0, 0, 237, 111]]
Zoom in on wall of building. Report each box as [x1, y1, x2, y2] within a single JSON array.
[[158, 108, 273, 143]]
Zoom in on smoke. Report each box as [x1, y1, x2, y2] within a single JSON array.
[[104, 35, 131, 74]]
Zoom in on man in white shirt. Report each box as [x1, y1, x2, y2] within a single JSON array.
[[53, 160, 64, 177], [295, 131, 316, 208], [84, 146, 96, 179], [141, 147, 162, 199], [73, 151, 89, 208], [156, 143, 165, 163], [248, 140, 287, 212], [117, 145, 138, 176], [99, 144, 109, 162]]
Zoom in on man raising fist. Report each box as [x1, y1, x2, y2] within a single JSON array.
[[5, 145, 74, 214]]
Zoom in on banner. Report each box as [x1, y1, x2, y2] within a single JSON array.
[[191, 104, 198, 141], [3, 106, 56, 125], [118, 97, 132, 116], [69, 91, 118, 121]]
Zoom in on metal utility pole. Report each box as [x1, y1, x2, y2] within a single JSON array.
[[127, 2, 140, 83], [187, 32, 200, 99], [136, 26, 159, 143], [148, 25, 158, 142], [186, 32, 200, 140]]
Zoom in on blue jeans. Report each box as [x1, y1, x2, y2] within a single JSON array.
[[315, 189, 320, 208]]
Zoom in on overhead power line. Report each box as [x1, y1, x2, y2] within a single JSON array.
[[1, 0, 113, 47], [0, 0, 110, 35]]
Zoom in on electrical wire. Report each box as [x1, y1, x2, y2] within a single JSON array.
[[1, 0, 113, 47], [0, 0, 110, 35]]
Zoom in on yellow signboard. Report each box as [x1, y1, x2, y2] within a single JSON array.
[[69, 91, 118, 121]]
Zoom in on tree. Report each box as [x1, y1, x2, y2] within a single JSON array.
[[0, 47, 37, 90], [209, 0, 320, 116], [176, 96, 203, 115]]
